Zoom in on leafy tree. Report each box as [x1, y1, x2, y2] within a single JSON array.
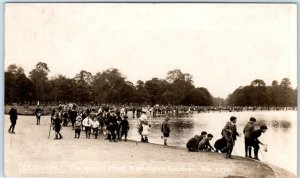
[[29, 62, 50, 103]]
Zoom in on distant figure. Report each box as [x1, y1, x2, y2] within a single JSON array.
[[222, 116, 240, 159], [243, 117, 256, 158], [198, 134, 215, 152], [74, 116, 82, 139], [35, 105, 42, 125], [250, 125, 268, 161], [53, 113, 63, 140], [141, 121, 151, 143], [138, 110, 147, 142], [161, 117, 171, 146], [91, 116, 100, 139], [69, 108, 77, 130], [8, 105, 18, 134], [120, 115, 130, 141]]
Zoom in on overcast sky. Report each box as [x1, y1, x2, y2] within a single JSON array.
[[5, 3, 297, 98]]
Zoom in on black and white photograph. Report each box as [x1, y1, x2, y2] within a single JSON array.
[[4, 3, 297, 177]]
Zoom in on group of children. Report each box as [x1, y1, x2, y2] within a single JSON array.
[[186, 131, 215, 152], [51, 106, 130, 142], [186, 116, 268, 161]]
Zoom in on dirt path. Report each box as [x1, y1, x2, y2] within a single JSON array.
[[4, 115, 295, 178]]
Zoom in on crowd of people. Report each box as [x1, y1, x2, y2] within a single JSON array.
[[186, 116, 268, 160], [8, 103, 268, 161]]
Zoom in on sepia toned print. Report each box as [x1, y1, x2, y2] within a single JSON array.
[[4, 3, 297, 177]]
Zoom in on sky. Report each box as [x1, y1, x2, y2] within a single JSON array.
[[4, 3, 297, 98]]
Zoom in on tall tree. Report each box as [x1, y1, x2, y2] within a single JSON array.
[[29, 62, 50, 103]]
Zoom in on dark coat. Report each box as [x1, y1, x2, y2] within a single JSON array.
[[222, 121, 239, 141], [250, 129, 263, 144], [161, 121, 170, 134], [9, 108, 18, 122], [243, 122, 255, 139], [121, 119, 130, 131]]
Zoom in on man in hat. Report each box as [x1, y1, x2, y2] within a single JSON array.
[[250, 125, 268, 160], [8, 105, 18, 134], [35, 105, 42, 125], [243, 117, 256, 158]]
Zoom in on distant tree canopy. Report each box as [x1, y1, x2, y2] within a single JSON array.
[[5, 63, 296, 107], [227, 78, 297, 107], [5, 63, 215, 106]]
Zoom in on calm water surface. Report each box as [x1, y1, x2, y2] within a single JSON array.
[[127, 111, 297, 174]]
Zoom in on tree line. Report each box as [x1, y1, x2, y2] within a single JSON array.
[[5, 62, 214, 106], [227, 79, 297, 107], [5, 62, 296, 107]]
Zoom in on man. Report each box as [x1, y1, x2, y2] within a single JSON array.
[[8, 105, 18, 134], [161, 117, 171, 145], [35, 105, 42, 125], [222, 116, 240, 159], [243, 117, 256, 158], [250, 125, 268, 160]]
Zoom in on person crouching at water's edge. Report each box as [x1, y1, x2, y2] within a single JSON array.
[[250, 125, 268, 161]]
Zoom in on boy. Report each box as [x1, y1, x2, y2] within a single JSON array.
[[120, 115, 130, 141], [222, 116, 240, 159], [82, 113, 93, 139], [53, 113, 63, 140], [74, 115, 82, 139], [214, 137, 227, 153], [35, 105, 42, 125], [161, 117, 171, 145], [198, 134, 215, 152], [243, 117, 256, 158], [186, 132, 206, 152], [91, 116, 100, 139], [250, 125, 268, 160]]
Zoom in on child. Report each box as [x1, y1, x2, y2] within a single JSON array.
[[82, 114, 93, 139], [91, 117, 100, 139], [141, 121, 150, 143], [214, 137, 227, 153], [198, 134, 215, 152], [186, 134, 204, 152], [161, 117, 170, 145], [120, 115, 130, 141], [74, 116, 82, 139]]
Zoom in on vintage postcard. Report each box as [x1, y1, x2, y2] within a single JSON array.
[[4, 3, 297, 177]]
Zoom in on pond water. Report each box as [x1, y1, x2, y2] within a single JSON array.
[[127, 111, 297, 174]]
